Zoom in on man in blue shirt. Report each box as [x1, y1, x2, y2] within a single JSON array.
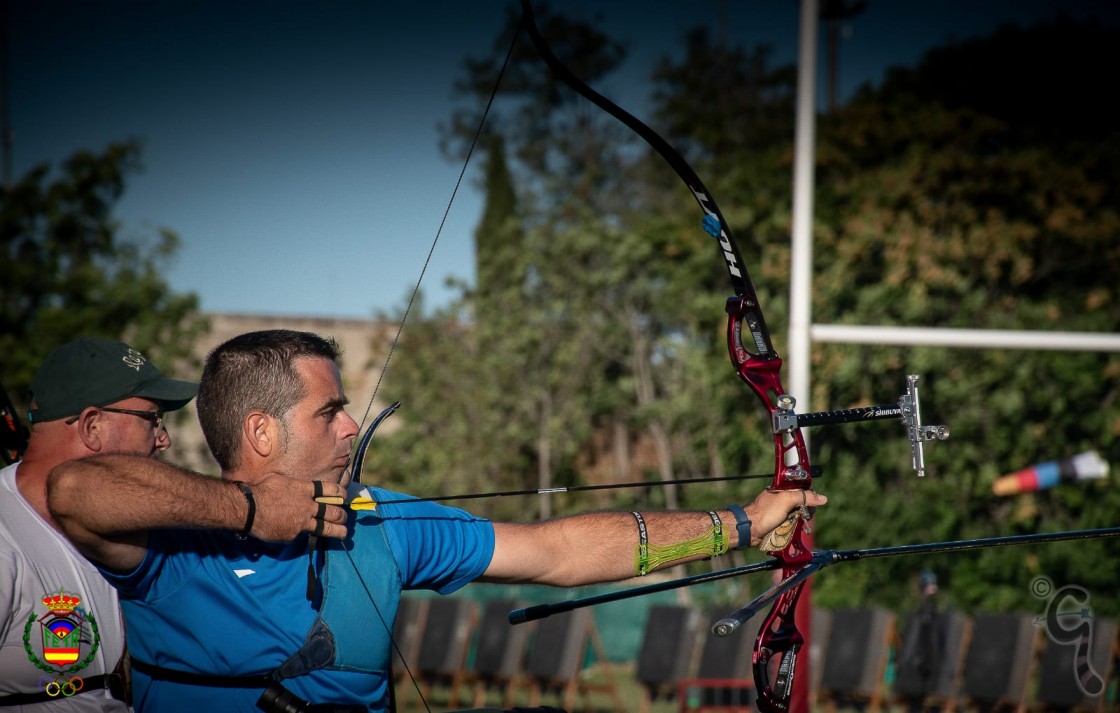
[[48, 329, 826, 712]]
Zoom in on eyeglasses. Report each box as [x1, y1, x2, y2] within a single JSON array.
[[67, 407, 165, 431], [101, 407, 165, 431]]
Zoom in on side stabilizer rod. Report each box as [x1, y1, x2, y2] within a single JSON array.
[[507, 526, 1120, 626]]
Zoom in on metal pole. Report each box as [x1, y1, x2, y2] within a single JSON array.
[[790, 2, 819, 711], [811, 324, 1120, 352]]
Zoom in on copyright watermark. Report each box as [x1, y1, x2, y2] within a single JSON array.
[[1030, 576, 1103, 697]]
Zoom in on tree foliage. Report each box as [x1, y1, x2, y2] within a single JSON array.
[[807, 19, 1120, 613], [367, 11, 1119, 615], [369, 5, 797, 523], [0, 141, 208, 417]]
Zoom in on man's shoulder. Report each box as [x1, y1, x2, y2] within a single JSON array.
[[0, 462, 17, 491], [0, 465, 34, 547]]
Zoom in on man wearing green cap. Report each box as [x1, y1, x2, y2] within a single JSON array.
[[0, 337, 197, 710]]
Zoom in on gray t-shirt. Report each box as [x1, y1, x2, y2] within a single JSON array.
[[0, 462, 128, 711]]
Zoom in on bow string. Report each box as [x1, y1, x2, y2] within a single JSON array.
[[323, 13, 528, 712]]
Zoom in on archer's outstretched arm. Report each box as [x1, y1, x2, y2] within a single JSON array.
[[481, 488, 827, 587]]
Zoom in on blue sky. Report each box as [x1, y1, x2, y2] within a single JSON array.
[[8, 0, 1118, 319]]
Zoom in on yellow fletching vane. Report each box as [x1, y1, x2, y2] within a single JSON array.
[[314, 494, 376, 510]]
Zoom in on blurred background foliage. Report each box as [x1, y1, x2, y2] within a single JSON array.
[[0, 140, 209, 416], [365, 10, 1120, 616]]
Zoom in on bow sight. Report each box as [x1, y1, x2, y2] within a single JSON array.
[[772, 374, 950, 477]]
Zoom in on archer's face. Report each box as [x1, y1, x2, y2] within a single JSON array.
[[274, 357, 359, 482]]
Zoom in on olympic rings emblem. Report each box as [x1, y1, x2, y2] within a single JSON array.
[[38, 674, 85, 697]]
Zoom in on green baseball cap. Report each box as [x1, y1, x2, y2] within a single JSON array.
[[28, 337, 198, 423]]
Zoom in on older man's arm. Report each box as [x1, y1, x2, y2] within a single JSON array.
[[47, 455, 347, 572]]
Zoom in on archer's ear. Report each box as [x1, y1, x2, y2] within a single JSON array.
[[74, 408, 105, 452], [244, 412, 277, 459]]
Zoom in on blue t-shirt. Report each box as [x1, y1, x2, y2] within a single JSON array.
[[102, 486, 495, 712]]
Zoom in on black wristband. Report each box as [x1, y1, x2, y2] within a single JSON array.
[[727, 503, 752, 550], [232, 481, 256, 540]]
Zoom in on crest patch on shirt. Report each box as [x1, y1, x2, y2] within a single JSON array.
[[22, 589, 101, 697]]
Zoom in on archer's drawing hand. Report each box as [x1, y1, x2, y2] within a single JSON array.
[[246, 477, 349, 541]]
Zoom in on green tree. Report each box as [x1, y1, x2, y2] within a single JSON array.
[[643, 23, 800, 511], [371, 9, 1120, 618], [474, 133, 522, 310], [807, 19, 1120, 613], [367, 7, 636, 520], [369, 5, 801, 527], [0, 141, 208, 418]]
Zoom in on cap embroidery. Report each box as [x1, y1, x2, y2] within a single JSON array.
[[122, 348, 147, 372]]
